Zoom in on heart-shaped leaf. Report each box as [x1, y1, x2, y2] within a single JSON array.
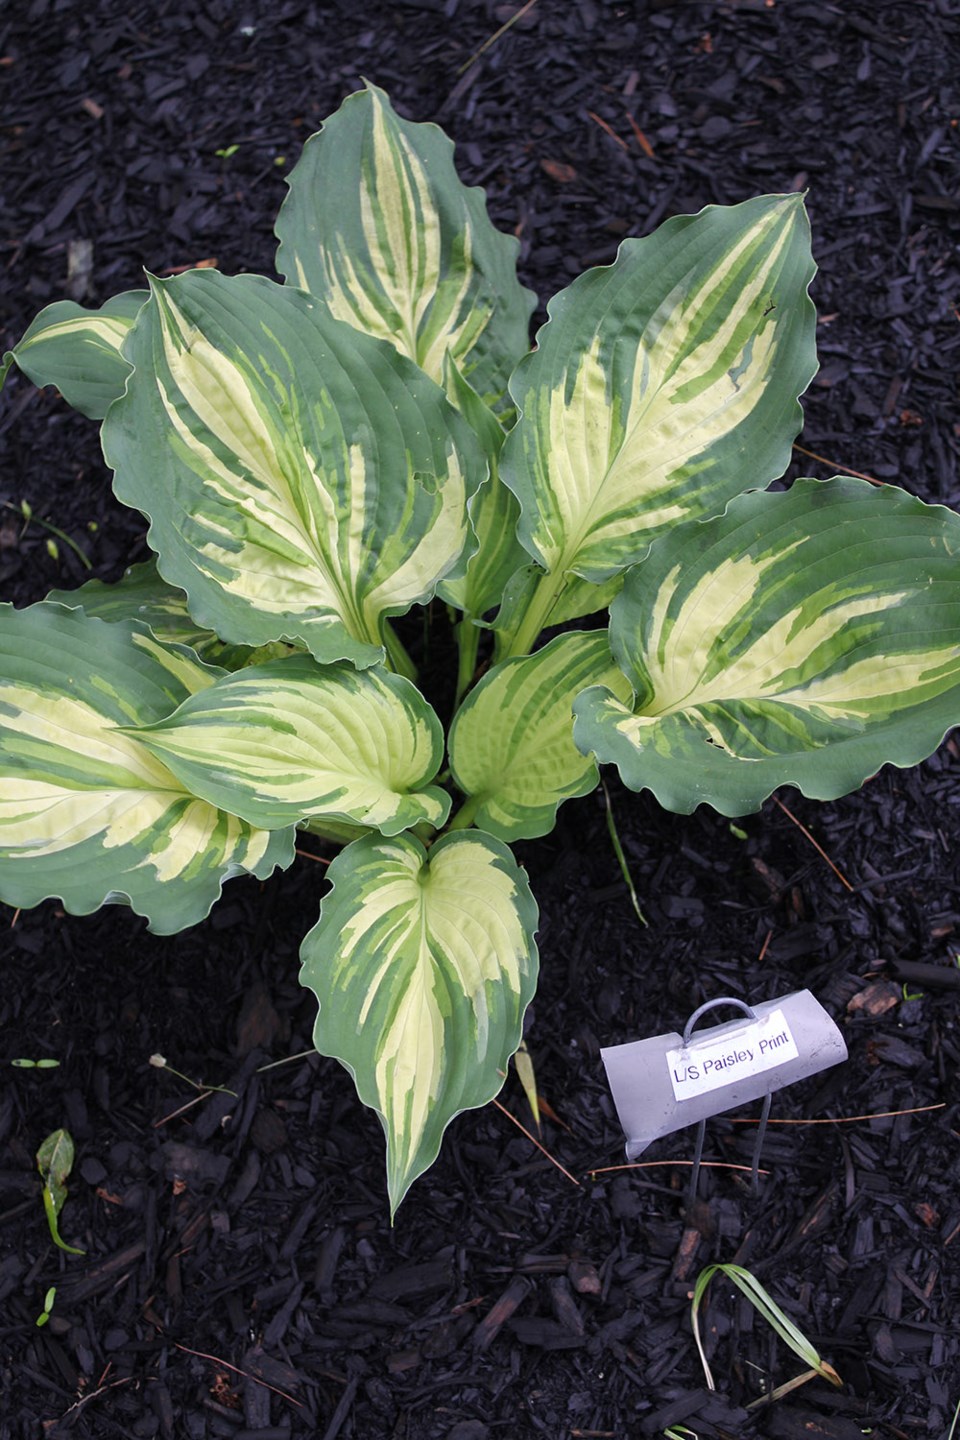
[[300, 830, 539, 1216], [133, 654, 450, 835], [47, 559, 254, 669], [574, 478, 960, 815], [2, 290, 147, 418]]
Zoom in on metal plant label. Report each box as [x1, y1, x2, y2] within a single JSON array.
[[602, 990, 847, 1161]]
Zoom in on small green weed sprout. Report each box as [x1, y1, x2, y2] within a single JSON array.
[[5, 499, 92, 570], [36, 1128, 85, 1256], [35, 1285, 56, 1328]]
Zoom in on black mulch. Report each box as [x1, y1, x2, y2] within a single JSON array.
[[2, 2, 959, 1436]]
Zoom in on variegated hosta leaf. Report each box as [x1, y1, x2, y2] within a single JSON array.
[[130, 655, 450, 835], [46, 559, 253, 669], [0, 604, 293, 933], [1, 290, 147, 419], [573, 477, 960, 816], [449, 631, 632, 839], [300, 829, 539, 1216], [102, 269, 485, 667], [438, 354, 527, 620], [275, 82, 536, 411], [497, 194, 817, 655]]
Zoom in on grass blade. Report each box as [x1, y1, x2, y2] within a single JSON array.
[[691, 1263, 841, 1395]]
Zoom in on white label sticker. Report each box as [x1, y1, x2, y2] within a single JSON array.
[[666, 1008, 800, 1101]]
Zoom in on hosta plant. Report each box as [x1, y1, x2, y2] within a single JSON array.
[[4, 84, 960, 1215]]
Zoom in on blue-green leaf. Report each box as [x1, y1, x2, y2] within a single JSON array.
[[46, 559, 253, 669], [574, 478, 960, 815], [497, 194, 817, 653], [2, 291, 147, 418], [449, 631, 631, 839]]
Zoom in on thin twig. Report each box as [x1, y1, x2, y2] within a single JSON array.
[[456, 0, 538, 76], [746, 1368, 821, 1409], [625, 111, 655, 159], [491, 1097, 581, 1188], [53, 1376, 139, 1423], [729, 1102, 945, 1126], [174, 1343, 303, 1407], [255, 1049, 316, 1074], [771, 793, 854, 891], [588, 1159, 769, 1178], [791, 443, 882, 486], [587, 110, 629, 151], [152, 1092, 211, 1128]]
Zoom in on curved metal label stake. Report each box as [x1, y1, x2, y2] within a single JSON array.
[[601, 989, 848, 1190]]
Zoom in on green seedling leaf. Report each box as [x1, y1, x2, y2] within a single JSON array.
[[36, 1285, 57, 1326], [691, 1262, 841, 1395], [12, 1058, 59, 1069], [36, 1130, 85, 1256], [4, 501, 93, 571]]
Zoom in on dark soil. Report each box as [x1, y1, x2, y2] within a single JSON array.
[[2, 2, 960, 1437]]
